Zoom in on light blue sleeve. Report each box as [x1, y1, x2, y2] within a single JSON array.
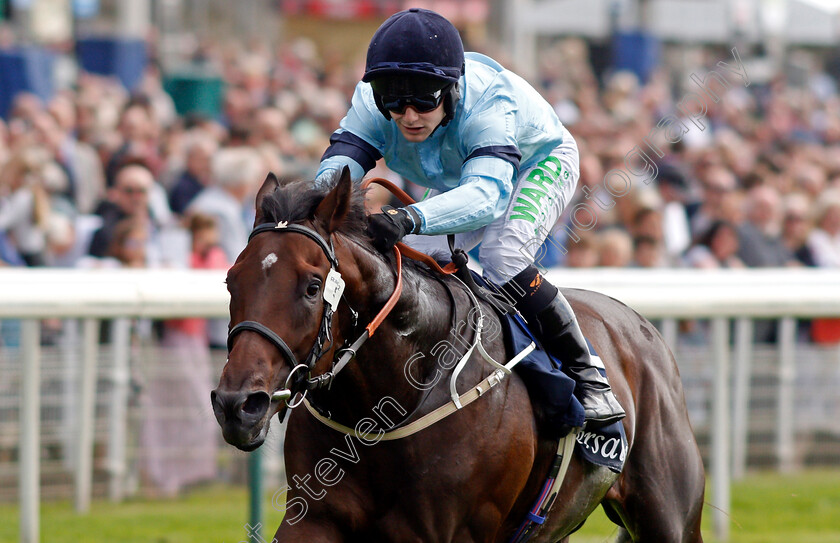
[[409, 156, 514, 234]]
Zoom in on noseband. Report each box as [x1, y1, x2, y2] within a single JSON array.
[[226, 220, 403, 413]]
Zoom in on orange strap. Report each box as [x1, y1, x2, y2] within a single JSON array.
[[362, 177, 458, 276], [365, 245, 402, 337], [396, 243, 458, 275], [362, 177, 416, 206]]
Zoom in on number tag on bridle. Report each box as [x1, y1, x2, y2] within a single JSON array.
[[323, 268, 345, 309]]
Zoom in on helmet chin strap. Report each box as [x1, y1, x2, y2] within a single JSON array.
[[439, 81, 460, 127]]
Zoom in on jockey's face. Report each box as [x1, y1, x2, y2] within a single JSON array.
[[390, 103, 445, 143]]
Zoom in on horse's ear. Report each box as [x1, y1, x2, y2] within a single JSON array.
[[314, 166, 352, 234], [254, 172, 280, 226]]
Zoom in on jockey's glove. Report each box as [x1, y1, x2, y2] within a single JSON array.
[[367, 205, 421, 252]]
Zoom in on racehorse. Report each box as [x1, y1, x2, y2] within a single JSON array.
[[211, 168, 706, 542]]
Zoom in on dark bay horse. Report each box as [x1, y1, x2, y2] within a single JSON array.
[[212, 168, 705, 542]]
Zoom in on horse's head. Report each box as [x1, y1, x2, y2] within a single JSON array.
[[211, 167, 368, 450]]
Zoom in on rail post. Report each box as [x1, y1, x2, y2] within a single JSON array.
[[20, 320, 40, 543], [711, 317, 731, 542], [75, 318, 99, 512]]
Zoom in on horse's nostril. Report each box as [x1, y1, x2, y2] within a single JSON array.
[[210, 390, 225, 422], [242, 392, 270, 417]]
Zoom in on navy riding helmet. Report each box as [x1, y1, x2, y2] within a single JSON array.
[[363, 8, 465, 125]]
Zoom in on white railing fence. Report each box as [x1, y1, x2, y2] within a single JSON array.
[[1, 267, 839, 543]]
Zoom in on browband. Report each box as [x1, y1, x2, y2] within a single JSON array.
[[250, 222, 339, 268]]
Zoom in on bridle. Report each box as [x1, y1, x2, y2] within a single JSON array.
[[226, 220, 403, 413]]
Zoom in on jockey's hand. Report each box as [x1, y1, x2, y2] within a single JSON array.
[[367, 206, 418, 252]]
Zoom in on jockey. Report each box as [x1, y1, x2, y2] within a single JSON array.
[[316, 8, 624, 427]]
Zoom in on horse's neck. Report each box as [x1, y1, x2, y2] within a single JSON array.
[[320, 248, 461, 423]]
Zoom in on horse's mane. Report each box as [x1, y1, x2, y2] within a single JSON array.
[[258, 173, 443, 280], [258, 173, 370, 241]]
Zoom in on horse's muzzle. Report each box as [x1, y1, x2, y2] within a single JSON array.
[[210, 388, 272, 450]]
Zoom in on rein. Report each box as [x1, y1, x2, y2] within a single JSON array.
[[361, 177, 461, 276]]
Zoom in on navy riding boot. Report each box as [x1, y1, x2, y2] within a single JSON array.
[[503, 265, 625, 428], [530, 291, 625, 427]]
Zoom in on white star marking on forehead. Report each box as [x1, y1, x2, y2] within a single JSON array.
[[262, 253, 278, 271]]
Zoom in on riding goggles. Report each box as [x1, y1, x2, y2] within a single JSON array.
[[380, 89, 445, 114]]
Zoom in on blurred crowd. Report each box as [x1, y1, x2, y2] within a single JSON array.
[[532, 41, 840, 276], [1, 36, 839, 312]]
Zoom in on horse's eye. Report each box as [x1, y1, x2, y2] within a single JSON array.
[[306, 280, 322, 298]]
